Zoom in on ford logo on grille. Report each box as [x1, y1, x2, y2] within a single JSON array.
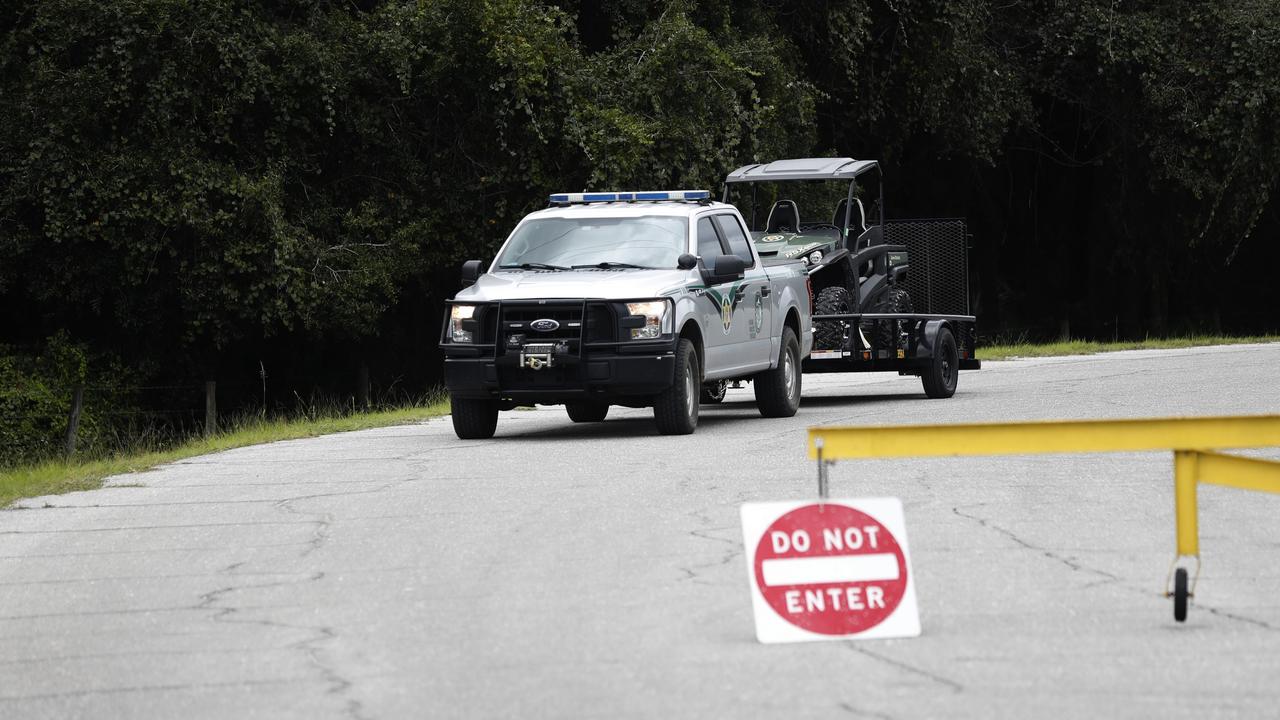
[[530, 318, 560, 332]]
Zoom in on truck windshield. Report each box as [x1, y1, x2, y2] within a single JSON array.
[[496, 216, 688, 270]]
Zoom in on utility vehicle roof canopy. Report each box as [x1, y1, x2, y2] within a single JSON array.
[[724, 157, 879, 183]]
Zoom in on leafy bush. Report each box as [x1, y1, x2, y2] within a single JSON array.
[[0, 333, 95, 466]]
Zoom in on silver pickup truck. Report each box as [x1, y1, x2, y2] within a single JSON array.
[[439, 190, 813, 438]]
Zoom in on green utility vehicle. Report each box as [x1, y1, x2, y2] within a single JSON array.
[[724, 158, 980, 397]]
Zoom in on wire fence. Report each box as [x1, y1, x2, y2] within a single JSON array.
[[1, 370, 391, 466]]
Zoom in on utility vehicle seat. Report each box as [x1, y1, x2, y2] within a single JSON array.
[[765, 200, 800, 233], [833, 198, 867, 236]]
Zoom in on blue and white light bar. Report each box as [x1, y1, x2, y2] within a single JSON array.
[[548, 189, 711, 204]]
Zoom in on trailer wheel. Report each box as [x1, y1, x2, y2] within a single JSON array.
[[1173, 567, 1189, 622], [566, 402, 609, 423], [813, 286, 853, 350], [921, 326, 958, 398], [754, 327, 801, 417], [451, 397, 499, 439], [654, 339, 699, 435], [700, 379, 728, 404]]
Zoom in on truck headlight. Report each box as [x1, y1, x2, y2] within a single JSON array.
[[626, 300, 668, 340], [449, 304, 477, 343], [808, 250, 823, 265]]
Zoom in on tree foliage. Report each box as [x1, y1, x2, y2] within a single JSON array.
[[0, 0, 1277, 445]]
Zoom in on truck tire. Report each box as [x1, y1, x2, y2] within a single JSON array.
[[863, 287, 913, 352], [654, 339, 699, 435], [700, 379, 728, 404], [754, 326, 801, 417], [451, 397, 499, 439], [921, 326, 959, 398], [813, 286, 852, 350], [565, 402, 609, 423]]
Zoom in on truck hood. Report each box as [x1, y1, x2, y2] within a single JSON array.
[[456, 269, 689, 301]]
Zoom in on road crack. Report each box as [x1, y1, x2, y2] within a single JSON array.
[[953, 504, 1279, 630], [952, 504, 1121, 583], [847, 645, 964, 693]]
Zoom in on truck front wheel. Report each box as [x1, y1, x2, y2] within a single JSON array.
[[653, 339, 699, 435], [754, 327, 801, 417], [451, 397, 499, 439]]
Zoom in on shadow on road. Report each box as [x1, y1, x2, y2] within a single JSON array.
[[496, 408, 771, 441], [794, 393, 933, 408]]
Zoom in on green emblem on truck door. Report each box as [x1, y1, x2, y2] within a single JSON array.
[[697, 281, 747, 335]]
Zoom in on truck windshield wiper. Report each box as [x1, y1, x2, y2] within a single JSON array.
[[498, 262, 569, 271], [571, 262, 652, 270]]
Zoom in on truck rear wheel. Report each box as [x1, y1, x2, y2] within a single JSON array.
[[813, 286, 852, 350], [451, 397, 499, 439], [565, 402, 609, 423], [654, 339, 699, 435], [921, 326, 958, 398], [754, 327, 801, 417]]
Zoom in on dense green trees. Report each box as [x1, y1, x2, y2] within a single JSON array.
[[1, 1, 1277, 460]]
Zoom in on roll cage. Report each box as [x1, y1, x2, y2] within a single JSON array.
[[722, 157, 885, 246]]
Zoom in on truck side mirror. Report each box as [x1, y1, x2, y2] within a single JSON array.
[[460, 260, 484, 286], [677, 253, 698, 270], [702, 254, 746, 285]]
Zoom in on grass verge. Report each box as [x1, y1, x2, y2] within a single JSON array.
[[978, 334, 1279, 361], [1, 400, 450, 508]]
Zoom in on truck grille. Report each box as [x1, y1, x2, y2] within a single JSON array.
[[501, 306, 583, 343]]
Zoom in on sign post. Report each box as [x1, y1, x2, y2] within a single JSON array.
[[740, 497, 920, 643]]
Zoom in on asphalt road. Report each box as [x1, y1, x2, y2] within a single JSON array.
[[3, 344, 1280, 718]]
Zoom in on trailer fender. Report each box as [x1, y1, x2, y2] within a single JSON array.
[[915, 319, 951, 359]]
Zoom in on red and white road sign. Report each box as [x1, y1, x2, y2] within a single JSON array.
[[740, 498, 920, 643]]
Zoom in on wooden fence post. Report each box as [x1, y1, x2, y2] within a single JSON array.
[[357, 363, 370, 410], [64, 385, 84, 458], [205, 381, 217, 438]]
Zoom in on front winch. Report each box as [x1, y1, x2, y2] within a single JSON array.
[[520, 342, 566, 370]]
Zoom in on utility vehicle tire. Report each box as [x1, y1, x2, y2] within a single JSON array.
[[754, 327, 801, 418], [921, 326, 959, 399], [654, 339, 699, 435], [700, 379, 728, 404], [451, 397, 499, 439], [565, 402, 609, 423], [813, 286, 853, 351], [863, 287, 914, 352]]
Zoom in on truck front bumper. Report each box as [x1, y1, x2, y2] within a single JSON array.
[[444, 344, 677, 403]]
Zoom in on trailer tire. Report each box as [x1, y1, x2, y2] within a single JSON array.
[[654, 339, 699, 435], [451, 397, 499, 439], [921, 326, 958, 398], [754, 327, 801, 417], [566, 402, 609, 423], [813, 286, 853, 351]]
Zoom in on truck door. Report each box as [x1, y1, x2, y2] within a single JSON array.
[[712, 213, 773, 371], [695, 216, 738, 377]]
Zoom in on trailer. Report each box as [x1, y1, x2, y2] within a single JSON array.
[[723, 158, 980, 398]]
